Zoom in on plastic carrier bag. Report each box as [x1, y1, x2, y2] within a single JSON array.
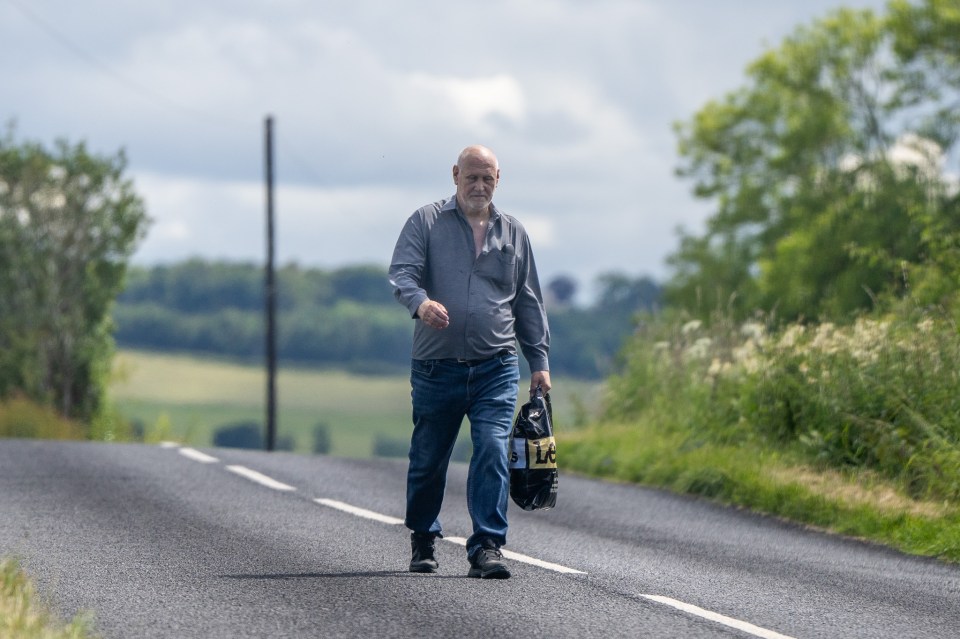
[[509, 385, 558, 510]]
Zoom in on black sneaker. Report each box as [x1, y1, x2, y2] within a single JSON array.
[[467, 539, 511, 579], [409, 532, 439, 573]]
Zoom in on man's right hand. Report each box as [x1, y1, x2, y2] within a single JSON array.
[[417, 299, 449, 330]]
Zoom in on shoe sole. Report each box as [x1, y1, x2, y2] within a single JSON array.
[[409, 561, 438, 573], [468, 566, 511, 579]]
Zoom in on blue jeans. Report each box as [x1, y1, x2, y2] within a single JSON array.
[[405, 352, 520, 557]]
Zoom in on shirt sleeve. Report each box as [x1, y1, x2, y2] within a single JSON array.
[[512, 232, 550, 372], [388, 211, 430, 318]]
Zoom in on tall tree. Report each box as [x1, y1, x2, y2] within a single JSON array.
[[0, 129, 149, 421], [886, 0, 960, 308], [668, 2, 959, 322]]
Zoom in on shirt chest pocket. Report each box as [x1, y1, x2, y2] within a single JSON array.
[[475, 249, 517, 291]]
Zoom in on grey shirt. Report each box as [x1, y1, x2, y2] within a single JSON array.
[[389, 196, 550, 372]]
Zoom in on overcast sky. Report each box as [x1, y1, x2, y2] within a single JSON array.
[[2, 0, 889, 297]]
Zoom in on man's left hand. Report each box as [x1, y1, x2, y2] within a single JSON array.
[[530, 370, 552, 396]]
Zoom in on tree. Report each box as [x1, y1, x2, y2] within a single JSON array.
[[0, 128, 149, 421], [885, 0, 960, 309], [547, 273, 663, 378], [330, 264, 394, 304], [667, 2, 960, 322], [595, 273, 661, 315], [547, 274, 578, 306]]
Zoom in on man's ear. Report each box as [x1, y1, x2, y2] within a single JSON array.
[[452, 164, 460, 184]]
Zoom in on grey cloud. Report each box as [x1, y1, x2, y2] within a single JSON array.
[[3, 0, 888, 286]]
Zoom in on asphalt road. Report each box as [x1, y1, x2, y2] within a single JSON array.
[[1, 439, 958, 638]]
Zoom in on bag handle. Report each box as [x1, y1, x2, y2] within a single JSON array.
[[530, 384, 551, 411]]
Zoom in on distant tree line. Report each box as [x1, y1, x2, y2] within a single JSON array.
[[114, 260, 661, 379]]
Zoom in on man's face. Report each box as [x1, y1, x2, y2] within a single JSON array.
[[453, 153, 499, 215]]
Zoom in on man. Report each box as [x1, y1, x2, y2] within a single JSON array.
[[389, 145, 551, 579]]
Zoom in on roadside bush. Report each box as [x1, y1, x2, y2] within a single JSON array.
[[451, 435, 472, 463], [213, 421, 262, 449], [372, 434, 408, 458], [600, 312, 960, 501], [212, 420, 294, 451], [0, 396, 86, 440], [744, 318, 960, 499], [313, 422, 331, 454]]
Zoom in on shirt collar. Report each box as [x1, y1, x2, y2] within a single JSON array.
[[445, 195, 502, 222]]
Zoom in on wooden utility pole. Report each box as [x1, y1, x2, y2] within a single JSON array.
[[264, 115, 277, 451]]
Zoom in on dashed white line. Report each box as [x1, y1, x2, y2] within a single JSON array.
[[640, 595, 796, 639], [312, 497, 587, 575], [314, 498, 404, 525], [444, 536, 586, 575], [167, 442, 795, 636], [178, 447, 219, 464], [225, 465, 296, 492], [166, 443, 795, 636]]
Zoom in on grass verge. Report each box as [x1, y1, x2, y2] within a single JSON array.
[[562, 420, 960, 561], [0, 557, 97, 639]]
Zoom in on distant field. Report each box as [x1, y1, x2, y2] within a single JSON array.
[[109, 350, 605, 458]]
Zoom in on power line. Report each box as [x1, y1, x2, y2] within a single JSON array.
[[4, 0, 244, 131], [5, 0, 330, 186]]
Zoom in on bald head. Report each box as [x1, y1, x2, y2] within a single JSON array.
[[456, 145, 499, 171]]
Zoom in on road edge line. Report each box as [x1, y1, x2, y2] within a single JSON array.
[[640, 594, 796, 639]]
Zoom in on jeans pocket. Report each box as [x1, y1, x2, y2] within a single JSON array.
[[496, 352, 519, 367], [411, 359, 436, 379]]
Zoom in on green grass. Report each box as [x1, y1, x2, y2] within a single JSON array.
[[563, 419, 960, 561], [0, 557, 97, 639], [109, 350, 605, 458]]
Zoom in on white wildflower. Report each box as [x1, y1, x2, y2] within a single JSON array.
[[740, 321, 766, 343], [733, 340, 757, 363], [681, 320, 702, 335], [685, 337, 713, 360], [779, 324, 805, 349], [811, 323, 838, 354], [707, 358, 723, 376]]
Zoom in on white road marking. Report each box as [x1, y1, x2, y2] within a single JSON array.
[[178, 447, 219, 463], [163, 444, 792, 634], [640, 595, 797, 639], [225, 465, 296, 492], [309, 498, 587, 575], [444, 536, 587, 575], [314, 498, 405, 525]]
